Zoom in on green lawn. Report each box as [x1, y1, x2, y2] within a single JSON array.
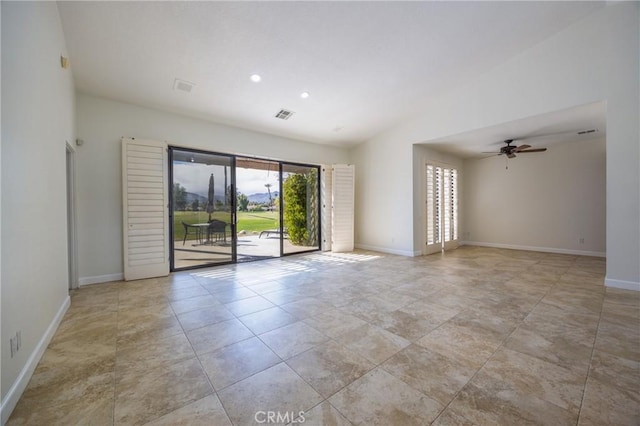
[[173, 210, 279, 241]]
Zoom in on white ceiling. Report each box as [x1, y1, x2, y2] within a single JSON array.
[[422, 101, 607, 158], [58, 1, 604, 147]]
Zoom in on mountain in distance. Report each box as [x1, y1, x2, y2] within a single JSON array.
[[185, 192, 225, 204], [185, 192, 207, 204], [247, 191, 279, 204]]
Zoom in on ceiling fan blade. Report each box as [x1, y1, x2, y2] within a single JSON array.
[[515, 144, 531, 151], [481, 151, 500, 154], [517, 148, 547, 153]]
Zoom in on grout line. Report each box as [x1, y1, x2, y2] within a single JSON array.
[[575, 287, 605, 426]]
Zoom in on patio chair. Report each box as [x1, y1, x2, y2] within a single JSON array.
[[181, 221, 196, 245], [207, 219, 227, 242]]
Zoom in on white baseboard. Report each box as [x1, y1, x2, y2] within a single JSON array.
[[1, 295, 70, 424], [355, 243, 421, 257], [605, 277, 640, 291], [460, 241, 606, 258], [79, 272, 123, 286]]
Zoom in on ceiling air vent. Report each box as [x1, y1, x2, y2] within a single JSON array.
[[275, 109, 295, 120], [577, 129, 598, 135], [173, 78, 195, 93]]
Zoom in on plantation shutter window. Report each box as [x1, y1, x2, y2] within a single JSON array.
[[321, 165, 333, 251], [425, 163, 459, 254], [122, 137, 170, 280], [331, 164, 355, 252]]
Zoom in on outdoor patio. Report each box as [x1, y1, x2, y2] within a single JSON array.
[[174, 234, 317, 269]]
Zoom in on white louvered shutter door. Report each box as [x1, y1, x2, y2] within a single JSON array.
[[321, 165, 333, 251], [331, 164, 355, 252], [122, 137, 170, 280]]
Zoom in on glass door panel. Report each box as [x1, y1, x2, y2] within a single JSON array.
[[170, 148, 234, 270], [235, 157, 281, 262], [281, 163, 321, 255]]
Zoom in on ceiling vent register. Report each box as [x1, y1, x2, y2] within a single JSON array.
[[275, 109, 295, 120]]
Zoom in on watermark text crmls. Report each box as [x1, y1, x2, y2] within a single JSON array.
[[254, 411, 305, 424]]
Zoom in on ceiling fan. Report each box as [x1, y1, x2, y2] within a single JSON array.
[[482, 139, 547, 159]]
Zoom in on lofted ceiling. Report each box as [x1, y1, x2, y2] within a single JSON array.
[[58, 1, 604, 147], [422, 101, 607, 159]]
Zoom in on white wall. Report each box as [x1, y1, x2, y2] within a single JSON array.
[[1, 1, 75, 418], [351, 3, 639, 288], [75, 93, 349, 283], [463, 138, 606, 256]]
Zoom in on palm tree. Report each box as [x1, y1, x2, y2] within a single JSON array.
[[265, 183, 273, 210]]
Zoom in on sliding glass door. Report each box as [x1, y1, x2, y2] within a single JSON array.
[[169, 149, 320, 270], [281, 163, 321, 255], [235, 157, 281, 262], [170, 148, 235, 270]]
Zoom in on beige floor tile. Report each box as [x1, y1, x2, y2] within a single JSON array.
[[416, 321, 502, 369], [594, 320, 640, 361], [170, 294, 221, 314], [293, 401, 353, 426], [145, 394, 232, 425], [238, 306, 299, 335], [398, 299, 460, 326], [334, 323, 410, 365], [578, 376, 640, 426], [447, 379, 577, 426], [302, 308, 367, 339], [431, 409, 476, 426], [604, 287, 640, 306], [210, 286, 257, 303], [116, 331, 195, 376], [600, 301, 640, 328], [329, 367, 443, 426], [176, 304, 235, 331], [186, 318, 254, 355], [218, 362, 323, 426], [8, 374, 115, 426], [117, 303, 183, 346], [281, 297, 334, 318], [115, 357, 213, 425], [370, 309, 441, 341], [382, 344, 477, 405], [504, 324, 594, 375], [475, 348, 586, 414], [287, 340, 374, 398], [588, 350, 640, 394], [541, 288, 604, 316], [200, 337, 281, 390], [11, 247, 638, 425], [224, 295, 275, 316], [260, 321, 329, 359]]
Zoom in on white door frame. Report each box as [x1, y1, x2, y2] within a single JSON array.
[[66, 142, 79, 289], [423, 159, 460, 255]]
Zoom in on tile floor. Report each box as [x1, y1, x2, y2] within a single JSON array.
[[8, 247, 640, 425]]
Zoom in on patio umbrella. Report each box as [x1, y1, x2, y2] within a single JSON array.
[[206, 173, 215, 222]]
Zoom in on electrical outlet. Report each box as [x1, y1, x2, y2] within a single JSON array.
[[579, 238, 585, 245]]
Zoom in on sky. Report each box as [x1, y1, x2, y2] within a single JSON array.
[[173, 162, 279, 197]]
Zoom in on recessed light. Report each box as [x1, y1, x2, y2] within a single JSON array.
[[250, 74, 261, 82], [300, 92, 310, 99]]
